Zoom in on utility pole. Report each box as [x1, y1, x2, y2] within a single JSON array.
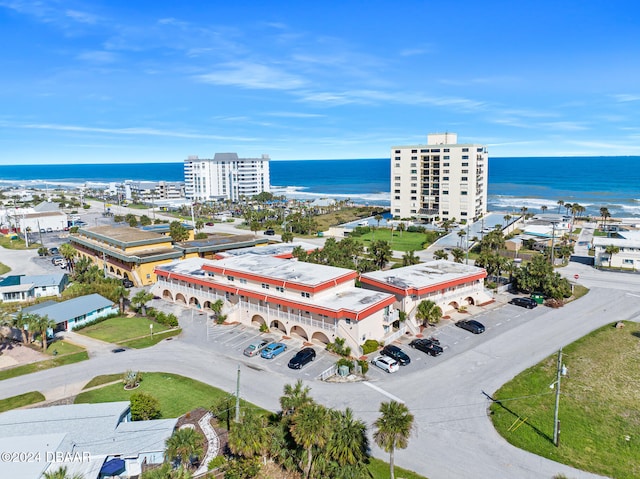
[[465, 222, 470, 265], [553, 348, 563, 447], [550, 221, 558, 267], [235, 364, 241, 423]]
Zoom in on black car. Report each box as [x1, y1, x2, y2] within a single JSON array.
[[264, 229, 276, 236], [287, 347, 316, 369], [122, 278, 134, 288], [510, 297, 538, 309], [381, 345, 411, 365], [409, 339, 443, 356], [49, 247, 59, 255], [455, 319, 485, 334]]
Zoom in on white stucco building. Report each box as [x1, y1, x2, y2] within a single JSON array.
[[184, 153, 270, 202], [153, 255, 397, 353], [391, 133, 488, 222], [360, 260, 492, 328], [592, 230, 640, 270]]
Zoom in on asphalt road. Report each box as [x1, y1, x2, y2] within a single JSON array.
[[3, 215, 638, 478]]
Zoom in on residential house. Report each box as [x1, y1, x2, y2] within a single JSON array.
[[0, 273, 68, 303]]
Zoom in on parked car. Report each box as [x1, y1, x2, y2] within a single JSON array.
[[455, 319, 485, 334], [510, 297, 538, 309], [205, 222, 215, 226], [122, 278, 134, 288], [371, 355, 400, 373], [243, 339, 272, 357], [409, 338, 443, 356], [49, 247, 59, 255], [261, 342, 287, 359], [381, 345, 411, 365], [51, 256, 64, 266], [288, 347, 316, 369], [264, 229, 275, 236]]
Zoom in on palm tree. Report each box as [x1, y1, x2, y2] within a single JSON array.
[[165, 427, 204, 470], [131, 290, 154, 316], [280, 380, 313, 417], [43, 466, 84, 479], [396, 222, 406, 237], [9, 310, 29, 344], [326, 408, 368, 467], [604, 244, 620, 268], [402, 250, 420, 267], [451, 247, 465, 263], [33, 314, 56, 350], [600, 206, 610, 231], [290, 403, 331, 479], [141, 463, 193, 479], [503, 214, 512, 227], [433, 249, 448, 260], [541, 205, 548, 214], [415, 300, 442, 326], [373, 400, 414, 479], [457, 229, 466, 248], [228, 409, 271, 462], [59, 243, 77, 271], [557, 199, 564, 214], [113, 285, 129, 313], [369, 240, 392, 269]]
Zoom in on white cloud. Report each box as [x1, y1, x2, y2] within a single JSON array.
[[196, 62, 306, 90], [2, 121, 258, 142], [76, 50, 118, 64], [542, 121, 589, 131], [65, 9, 98, 24], [612, 94, 640, 102]]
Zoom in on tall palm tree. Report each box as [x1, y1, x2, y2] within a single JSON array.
[[33, 314, 56, 350], [141, 463, 193, 479], [557, 199, 564, 214], [373, 401, 414, 479], [604, 244, 620, 268], [228, 409, 271, 462], [402, 250, 420, 267], [165, 427, 204, 470], [415, 300, 442, 326], [131, 290, 154, 316], [600, 206, 610, 231], [9, 310, 29, 344], [541, 205, 548, 214], [457, 229, 466, 248], [503, 214, 512, 227], [59, 243, 78, 271], [113, 285, 130, 313], [290, 403, 331, 479], [43, 466, 84, 479], [326, 408, 368, 467], [451, 248, 465, 264], [433, 249, 448, 260], [280, 380, 313, 417]]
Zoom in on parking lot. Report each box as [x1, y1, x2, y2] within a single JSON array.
[[151, 293, 546, 383]]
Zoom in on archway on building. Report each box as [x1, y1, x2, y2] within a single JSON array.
[[251, 315, 266, 329], [270, 320, 286, 334], [203, 301, 211, 310], [175, 293, 187, 305], [189, 297, 200, 308], [123, 272, 130, 280], [116, 269, 123, 278], [465, 296, 475, 306], [311, 331, 330, 347], [447, 301, 460, 312], [289, 325, 309, 342], [109, 266, 115, 274], [162, 290, 174, 301]]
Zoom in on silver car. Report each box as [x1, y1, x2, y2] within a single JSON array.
[[243, 339, 272, 357]]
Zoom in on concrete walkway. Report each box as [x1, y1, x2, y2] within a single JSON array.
[[57, 331, 120, 357]]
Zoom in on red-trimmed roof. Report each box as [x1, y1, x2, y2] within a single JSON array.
[[359, 270, 487, 296]]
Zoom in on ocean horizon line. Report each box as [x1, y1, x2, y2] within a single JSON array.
[[1, 154, 640, 167]]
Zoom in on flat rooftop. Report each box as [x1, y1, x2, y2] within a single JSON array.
[[80, 225, 168, 243], [215, 241, 320, 258], [361, 260, 486, 291]]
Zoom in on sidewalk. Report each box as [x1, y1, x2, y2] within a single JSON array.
[[57, 331, 119, 357]]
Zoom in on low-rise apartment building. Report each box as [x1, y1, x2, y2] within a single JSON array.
[[0, 273, 68, 303], [592, 230, 640, 270], [153, 255, 397, 353], [360, 260, 492, 328]]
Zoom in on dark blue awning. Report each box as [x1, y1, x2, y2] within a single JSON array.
[[100, 458, 126, 475]]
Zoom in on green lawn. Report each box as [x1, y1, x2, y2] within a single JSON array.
[[119, 328, 181, 348], [46, 340, 85, 356], [83, 373, 123, 390], [75, 372, 244, 418], [0, 235, 39, 250], [367, 457, 427, 479], [490, 321, 640, 479], [0, 351, 89, 381], [0, 391, 46, 412], [78, 316, 171, 344], [353, 228, 430, 252], [0, 262, 10, 275]]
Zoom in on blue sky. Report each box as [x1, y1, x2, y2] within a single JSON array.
[[1, 0, 640, 164]]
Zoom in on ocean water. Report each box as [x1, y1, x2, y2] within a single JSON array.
[[1, 157, 639, 217]]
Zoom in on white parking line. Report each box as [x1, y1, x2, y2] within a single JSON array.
[[495, 322, 502, 326], [363, 382, 405, 404]]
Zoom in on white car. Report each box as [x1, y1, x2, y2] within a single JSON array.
[[243, 339, 272, 357], [371, 355, 400, 373]]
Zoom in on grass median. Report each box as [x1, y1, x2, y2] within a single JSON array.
[[0, 391, 46, 412], [0, 350, 89, 381], [490, 321, 640, 479], [77, 316, 171, 344]]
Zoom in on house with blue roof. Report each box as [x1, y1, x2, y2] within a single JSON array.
[[0, 273, 68, 303], [22, 293, 118, 332]]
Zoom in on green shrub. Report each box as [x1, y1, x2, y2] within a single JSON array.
[[336, 358, 354, 373], [208, 455, 226, 470], [130, 392, 161, 421], [361, 339, 380, 355], [357, 359, 369, 375]]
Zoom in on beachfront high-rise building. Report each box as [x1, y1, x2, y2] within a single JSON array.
[[390, 133, 488, 222], [184, 153, 270, 202]]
